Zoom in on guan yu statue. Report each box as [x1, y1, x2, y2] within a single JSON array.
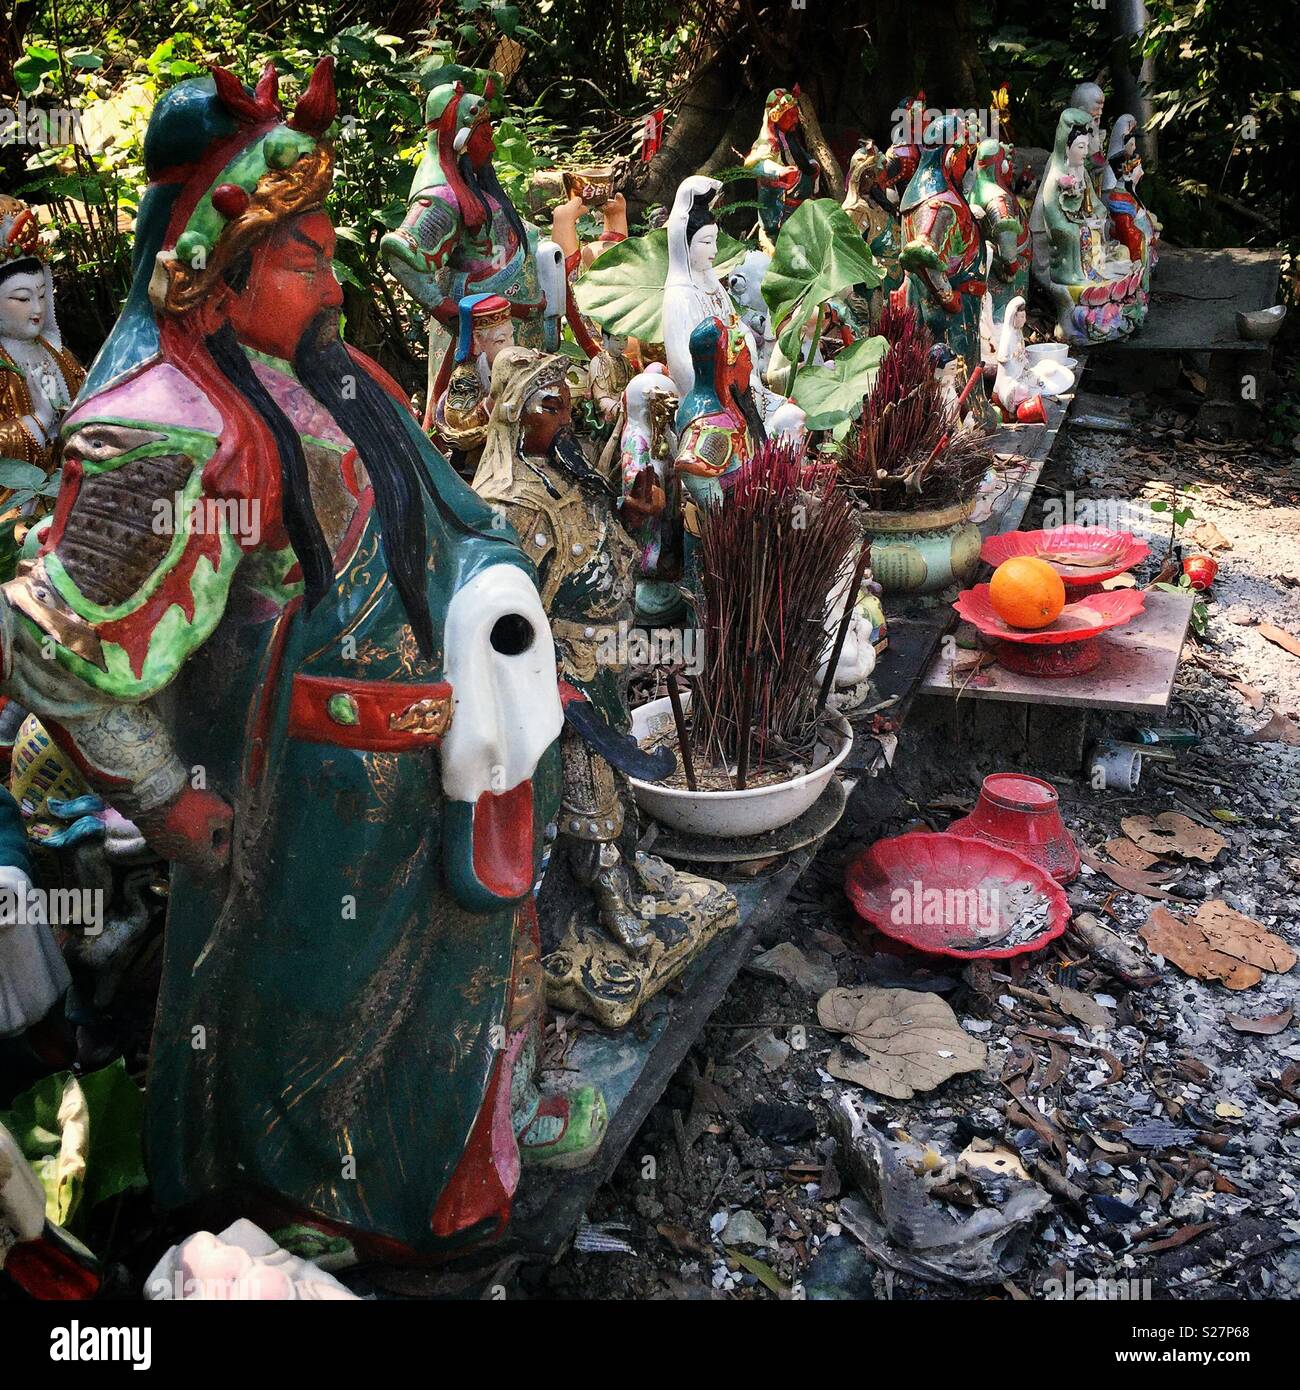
[[381, 76, 563, 430], [472, 349, 736, 1028], [0, 60, 610, 1264], [894, 115, 989, 418], [744, 88, 821, 249]]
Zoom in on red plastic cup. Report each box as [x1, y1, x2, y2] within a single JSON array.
[[947, 772, 1080, 883]]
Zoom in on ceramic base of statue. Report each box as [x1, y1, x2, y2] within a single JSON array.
[[541, 849, 738, 1028], [146, 1219, 359, 1300]]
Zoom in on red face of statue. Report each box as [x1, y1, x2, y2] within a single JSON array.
[[226, 211, 343, 359], [466, 117, 496, 169], [776, 103, 800, 133], [521, 379, 571, 457]]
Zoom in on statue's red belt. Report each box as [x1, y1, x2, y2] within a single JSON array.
[[288, 674, 453, 752]]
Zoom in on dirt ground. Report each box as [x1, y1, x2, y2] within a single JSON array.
[[532, 384, 1300, 1302]]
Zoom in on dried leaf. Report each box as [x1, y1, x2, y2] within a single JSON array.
[[1139, 901, 1295, 990], [1259, 624, 1300, 660], [1081, 847, 1182, 901], [726, 1248, 790, 1295], [1229, 681, 1265, 711], [1225, 1008, 1293, 1036], [1189, 520, 1232, 552], [1047, 983, 1112, 1031], [1244, 711, 1300, 746], [820, 988, 986, 1099], [1131, 1222, 1215, 1256], [1102, 837, 1161, 871], [1121, 812, 1226, 863], [1195, 900, 1297, 974]]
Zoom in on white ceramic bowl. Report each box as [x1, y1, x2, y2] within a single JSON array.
[[1026, 342, 1069, 364], [628, 695, 853, 839], [1031, 358, 1076, 396]]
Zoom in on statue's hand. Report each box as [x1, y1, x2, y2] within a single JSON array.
[[24, 374, 56, 434], [134, 786, 233, 876]]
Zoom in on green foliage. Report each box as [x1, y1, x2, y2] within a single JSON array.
[[0, 1059, 147, 1231], [762, 200, 882, 364], [790, 334, 888, 432], [573, 227, 751, 341]]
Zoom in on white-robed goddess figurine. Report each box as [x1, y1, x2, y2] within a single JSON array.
[[662, 176, 805, 440]]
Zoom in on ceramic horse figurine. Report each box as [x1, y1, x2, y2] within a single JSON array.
[[381, 75, 579, 428], [0, 60, 608, 1263]]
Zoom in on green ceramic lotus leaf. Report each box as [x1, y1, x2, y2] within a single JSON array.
[[762, 199, 883, 363], [573, 228, 752, 343], [790, 334, 888, 431]]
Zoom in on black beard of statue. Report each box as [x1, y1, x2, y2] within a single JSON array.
[[730, 382, 768, 448], [458, 152, 529, 256], [293, 311, 436, 658], [549, 426, 616, 499], [781, 124, 817, 180]]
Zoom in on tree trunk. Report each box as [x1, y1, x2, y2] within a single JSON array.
[[633, 0, 984, 216]]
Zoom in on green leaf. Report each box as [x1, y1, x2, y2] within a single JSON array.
[[14, 49, 58, 97], [574, 228, 751, 342], [0, 1060, 146, 1231], [68, 52, 104, 71], [790, 335, 889, 431], [762, 199, 882, 363], [0, 460, 50, 491]]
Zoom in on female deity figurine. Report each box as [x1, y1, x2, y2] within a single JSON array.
[[662, 176, 804, 437], [0, 61, 607, 1262], [1067, 81, 1108, 196], [1102, 114, 1159, 302], [744, 88, 821, 249], [992, 296, 1075, 425], [0, 197, 85, 490], [1031, 108, 1143, 345], [969, 138, 1030, 364]]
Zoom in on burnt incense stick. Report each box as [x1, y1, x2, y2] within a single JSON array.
[[735, 651, 757, 790], [665, 668, 696, 791]]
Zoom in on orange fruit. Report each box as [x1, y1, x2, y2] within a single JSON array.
[[989, 555, 1066, 629]]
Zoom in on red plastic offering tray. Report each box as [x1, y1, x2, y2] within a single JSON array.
[[981, 526, 1150, 594], [953, 585, 1145, 676], [844, 830, 1071, 960]]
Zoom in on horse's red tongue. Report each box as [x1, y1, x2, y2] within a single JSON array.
[[471, 781, 534, 900]]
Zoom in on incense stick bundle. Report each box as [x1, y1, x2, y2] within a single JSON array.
[[693, 440, 857, 780]]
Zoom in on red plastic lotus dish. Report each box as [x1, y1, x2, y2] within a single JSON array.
[[948, 773, 1080, 883], [953, 585, 1145, 676], [981, 526, 1150, 591], [844, 831, 1071, 960]]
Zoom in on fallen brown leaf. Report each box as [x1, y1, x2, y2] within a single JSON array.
[[1259, 624, 1300, 660], [1244, 710, 1300, 746], [1131, 1221, 1216, 1256], [1225, 1008, 1293, 1036], [1102, 837, 1161, 871], [1189, 520, 1232, 552], [1139, 901, 1295, 990], [1229, 681, 1265, 711], [819, 987, 986, 1099], [1196, 900, 1297, 974], [1121, 811, 1226, 863], [1081, 847, 1184, 901]]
